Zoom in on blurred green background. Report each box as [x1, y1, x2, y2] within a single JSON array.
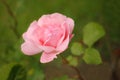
[[0, 0, 120, 80]]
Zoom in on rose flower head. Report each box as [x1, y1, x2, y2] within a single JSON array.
[[21, 13, 74, 63]]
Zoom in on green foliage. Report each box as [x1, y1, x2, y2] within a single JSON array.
[[70, 22, 105, 65], [83, 22, 105, 47], [67, 55, 78, 67], [83, 48, 102, 64], [0, 63, 15, 80], [71, 42, 84, 56], [0, 63, 26, 80], [27, 67, 45, 80], [7, 65, 26, 80]]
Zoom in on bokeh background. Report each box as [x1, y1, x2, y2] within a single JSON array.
[[0, 0, 120, 80]]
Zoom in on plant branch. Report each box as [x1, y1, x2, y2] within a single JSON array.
[[1, 0, 20, 38], [111, 56, 119, 80], [71, 66, 85, 80], [61, 56, 85, 80], [99, 15, 118, 80]]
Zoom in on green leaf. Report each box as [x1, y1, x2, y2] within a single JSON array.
[[8, 64, 27, 80], [83, 48, 102, 64], [0, 63, 15, 80], [0, 63, 26, 80], [71, 42, 84, 56], [83, 22, 105, 47], [67, 56, 78, 67]]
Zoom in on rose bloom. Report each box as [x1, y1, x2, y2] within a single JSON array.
[[21, 13, 74, 63]]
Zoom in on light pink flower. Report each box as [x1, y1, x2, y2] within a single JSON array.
[[21, 13, 74, 63]]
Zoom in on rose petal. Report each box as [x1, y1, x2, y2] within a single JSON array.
[[39, 46, 55, 53], [38, 13, 67, 26], [38, 25, 63, 47], [56, 23, 66, 47], [56, 22, 70, 52], [56, 21, 70, 47], [70, 34, 74, 40], [23, 21, 39, 42], [50, 13, 67, 22], [37, 14, 50, 26], [66, 18, 74, 34], [21, 41, 42, 55], [56, 35, 69, 52], [40, 52, 58, 63], [27, 20, 39, 34]]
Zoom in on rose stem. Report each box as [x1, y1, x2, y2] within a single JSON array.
[[1, 0, 20, 39], [61, 56, 85, 80]]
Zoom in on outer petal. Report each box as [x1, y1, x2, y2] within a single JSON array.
[[38, 13, 66, 26], [70, 34, 74, 40], [26, 20, 39, 35], [56, 35, 69, 52], [66, 18, 74, 34], [23, 21, 39, 42], [57, 21, 70, 47], [50, 13, 67, 23], [40, 52, 58, 63], [37, 15, 50, 26], [21, 41, 42, 55]]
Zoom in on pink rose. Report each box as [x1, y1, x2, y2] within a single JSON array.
[[21, 13, 74, 63]]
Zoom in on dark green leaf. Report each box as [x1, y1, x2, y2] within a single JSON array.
[[0, 63, 26, 80], [0, 63, 15, 80], [7, 64, 27, 80]]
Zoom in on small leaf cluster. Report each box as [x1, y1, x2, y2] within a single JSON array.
[[68, 22, 105, 66]]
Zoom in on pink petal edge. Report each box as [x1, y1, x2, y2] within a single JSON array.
[[66, 18, 74, 34], [40, 52, 58, 63], [21, 41, 42, 55], [56, 35, 69, 53]]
